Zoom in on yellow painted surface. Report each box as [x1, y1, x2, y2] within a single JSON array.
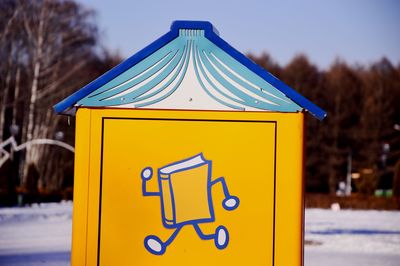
[[72, 108, 304, 266], [275, 113, 304, 266], [70, 108, 91, 266]]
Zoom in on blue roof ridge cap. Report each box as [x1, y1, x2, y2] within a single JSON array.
[[170, 20, 219, 35]]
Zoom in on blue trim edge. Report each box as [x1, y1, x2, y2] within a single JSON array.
[[53, 20, 326, 120]]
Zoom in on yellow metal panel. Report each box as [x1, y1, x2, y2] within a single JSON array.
[[274, 113, 304, 266], [75, 108, 303, 266], [85, 110, 104, 266], [71, 108, 91, 266]]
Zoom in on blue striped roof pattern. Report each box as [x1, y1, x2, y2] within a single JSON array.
[[54, 21, 326, 120]]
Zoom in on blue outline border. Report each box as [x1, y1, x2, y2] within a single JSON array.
[[54, 20, 326, 120], [98, 116, 277, 265]]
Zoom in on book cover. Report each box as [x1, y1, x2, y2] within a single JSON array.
[[158, 153, 214, 228]]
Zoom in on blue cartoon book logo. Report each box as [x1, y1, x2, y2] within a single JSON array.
[[140, 153, 239, 255]]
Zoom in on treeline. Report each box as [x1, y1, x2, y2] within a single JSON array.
[[248, 53, 400, 194], [0, 0, 120, 205], [0, 0, 399, 206]]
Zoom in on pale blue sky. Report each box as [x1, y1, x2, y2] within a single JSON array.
[[79, 0, 400, 69]]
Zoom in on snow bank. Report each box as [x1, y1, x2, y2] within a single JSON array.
[[305, 208, 400, 255], [0, 201, 72, 258], [1, 202, 399, 266]]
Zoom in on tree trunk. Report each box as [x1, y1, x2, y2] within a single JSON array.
[[0, 49, 13, 142], [23, 5, 45, 184], [12, 67, 20, 126]]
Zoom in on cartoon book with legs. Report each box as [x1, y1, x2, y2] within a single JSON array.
[[140, 153, 239, 255]]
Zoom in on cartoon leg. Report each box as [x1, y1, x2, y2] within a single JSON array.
[[144, 226, 183, 255], [210, 177, 239, 210], [193, 224, 229, 249]]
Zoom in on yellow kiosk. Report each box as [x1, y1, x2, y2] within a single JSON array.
[[55, 21, 326, 266]]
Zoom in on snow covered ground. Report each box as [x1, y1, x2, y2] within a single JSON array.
[[0, 202, 71, 266], [0, 202, 399, 265], [305, 208, 400, 266]]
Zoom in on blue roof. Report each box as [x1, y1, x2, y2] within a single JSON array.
[[54, 21, 326, 120]]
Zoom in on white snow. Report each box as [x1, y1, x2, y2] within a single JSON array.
[[0, 202, 399, 265], [0, 202, 72, 265], [305, 208, 400, 266]]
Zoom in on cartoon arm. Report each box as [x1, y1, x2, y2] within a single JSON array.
[[141, 167, 160, 196], [210, 177, 239, 210]]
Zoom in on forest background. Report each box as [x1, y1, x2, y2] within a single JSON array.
[[0, 0, 399, 207]]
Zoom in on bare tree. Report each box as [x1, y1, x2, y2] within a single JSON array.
[[17, 0, 97, 184], [0, 0, 98, 192], [0, 0, 22, 141], [281, 55, 328, 192]]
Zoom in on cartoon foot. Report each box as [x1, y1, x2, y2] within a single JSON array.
[[223, 196, 239, 210], [144, 235, 166, 255], [214, 226, 229, 249]]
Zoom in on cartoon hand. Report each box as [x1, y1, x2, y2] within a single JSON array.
[[223, 196, 239, 211], [141, 167, 153, 180]]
